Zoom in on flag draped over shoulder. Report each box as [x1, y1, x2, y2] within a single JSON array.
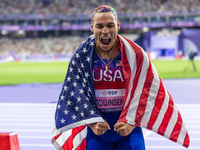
[[118, 35, 189, 148], [52, 35, 190, 150]]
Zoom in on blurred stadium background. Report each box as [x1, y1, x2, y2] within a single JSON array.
[[0, 0, 200, 150], [0, 0, 200, 63]]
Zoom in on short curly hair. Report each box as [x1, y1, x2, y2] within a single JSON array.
[[91, 5, 117, 21]]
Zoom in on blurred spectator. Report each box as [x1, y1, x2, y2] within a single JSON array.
[[183, 49, 198, 72], [0, 0, 200, 16], [0, 36, 86, 61]]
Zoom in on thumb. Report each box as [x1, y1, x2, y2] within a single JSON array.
[[104, 119, 111, 130]]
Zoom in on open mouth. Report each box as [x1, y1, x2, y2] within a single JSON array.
[[101, 37, 111, 46]]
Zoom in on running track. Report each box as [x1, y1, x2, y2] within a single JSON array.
[[0, 78, 200, 150]]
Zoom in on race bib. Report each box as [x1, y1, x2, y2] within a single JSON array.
[[95, 89, 125, 112]]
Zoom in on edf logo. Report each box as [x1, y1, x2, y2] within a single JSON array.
[[108, 91, 117, 95]]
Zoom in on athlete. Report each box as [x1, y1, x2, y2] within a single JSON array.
[[52, 4, 189, 150], [86, 5, 145, 150]]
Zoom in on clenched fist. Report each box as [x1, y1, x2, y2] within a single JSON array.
[[88, 119, 111, 135], [114, 121, 136, 136]]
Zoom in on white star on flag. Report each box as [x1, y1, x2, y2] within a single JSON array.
[[85, 72, 90, 78], [60, 95, 64, 100], [82, 83, 86, 88], [79, 89, 84, 94], [86, 56, 91, 62], [90, 109, 95, 115], [63, 85, 68, 91], [73, 82, 77, 87], [75, 75, 80, 80], [82, 48, 87, 53], [60, 118, 65, 124], [84, 103, 88, 109], [72, 114, 77, 120], [81, 63, 85, 68], [74, 106, 79, 111], [75, 53, 80, 58], [66, 100, 72, 106], [69, 67, 73, 72], [64, 109, 69, 115], [80, 112, 85, 117], [83, 78, 87, 83], [66, 77, 71, 82], [72, 60, 76, 65], [90, 41, 94, 46], [70, 91, 75, 97], [78, 68, 82, 73], [57, 104, 61, 109], [77, 97, 81, 102]]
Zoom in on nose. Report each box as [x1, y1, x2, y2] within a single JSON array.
[[102, 27, 109, 35]]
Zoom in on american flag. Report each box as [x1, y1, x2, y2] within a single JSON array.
[[52, 35, 189, 149]]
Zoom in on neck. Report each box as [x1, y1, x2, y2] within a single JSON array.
[[95, 40, 119, 60], [99, 46, 113, 53]]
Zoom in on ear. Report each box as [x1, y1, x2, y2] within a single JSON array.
[[91, 22, 94, 32]]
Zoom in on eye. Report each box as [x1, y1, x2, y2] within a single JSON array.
[[107, 24, 114, 28], [96, 25, 103, 29]]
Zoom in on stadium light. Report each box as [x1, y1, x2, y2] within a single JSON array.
[[142, 27, 149, 32], [18, 30, 25, 35], [1, 30, 7, 35]]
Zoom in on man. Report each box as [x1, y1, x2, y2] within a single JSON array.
[[52, 5, 189, 150], [86, 5, 145, 150], [183, 49, 197, 72]]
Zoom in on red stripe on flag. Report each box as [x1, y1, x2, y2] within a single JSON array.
[[62, 125, 86, 150], [183, 131, 190, 148], [157, 91, 174, 136], [134, 60, 154, 127], [169, 113, 183, 143], [53, 133, 62, 141], [75, 138, 86, 150], [147, 79, 165, 130]]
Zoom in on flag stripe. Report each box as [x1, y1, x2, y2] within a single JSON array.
[[140, 64, 160, 128], [152, 86, 169, 132], [134, 59, 154, 126], [126, 51, 149, 125], [176, 123, 187, 146], [52, 130, 72, 150], [119, 35, 147, 125], [75, 138, 86, 150], [62, 126, 86, 150], [157, 92, 174, 136], [170, 113, 183, 143], [118, 35, 137, 122], [183, 131, 190, 147], [146, 79, 165, 129], [164, 101, 178, 139], [72, 126, 87, 150]]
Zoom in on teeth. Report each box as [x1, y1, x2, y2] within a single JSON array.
[[102, 37, 109, 39]]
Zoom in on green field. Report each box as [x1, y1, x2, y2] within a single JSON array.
[[0, 62, 69, 85], [0, 60, 200, 85]]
